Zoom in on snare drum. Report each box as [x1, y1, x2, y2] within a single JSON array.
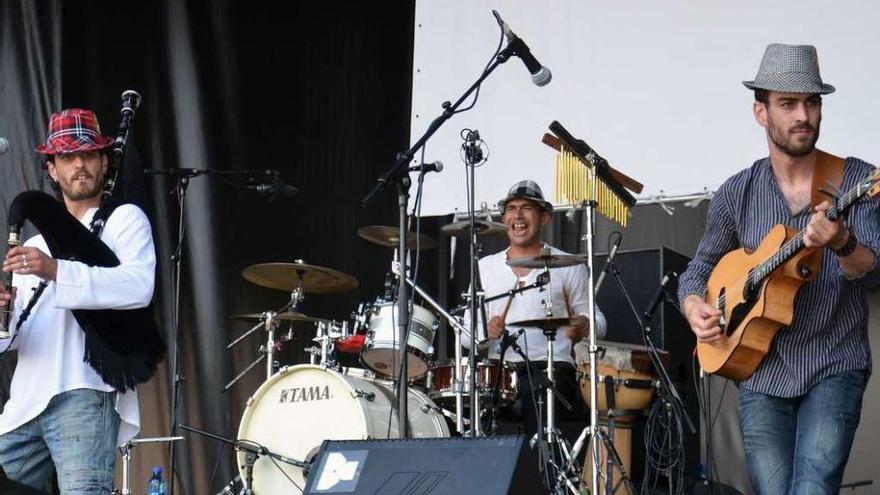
[[361, 302, 438, 378], [427, 358, 518, 406], [237, 364, 448, 494]]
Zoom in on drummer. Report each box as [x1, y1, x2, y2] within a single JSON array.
[[466, 180, 607, 438]]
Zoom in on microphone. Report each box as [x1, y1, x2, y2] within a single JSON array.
[[644, 272, 677, 322], [0, 137, 9, 155], [245, 179, 299, 202], [492, 10, 552, 86], [408, 161, 444, 173], [594, 232, 622, 295]]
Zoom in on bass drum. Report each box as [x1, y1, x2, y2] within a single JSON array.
[[237, 364, 448, 494]]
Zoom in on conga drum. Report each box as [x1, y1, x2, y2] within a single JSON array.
[[574, 340, 667, 493]]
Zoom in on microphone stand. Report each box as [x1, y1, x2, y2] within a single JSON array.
[[179, 424, 309, 495], [143, 167, 290, 494], [606, 262, 696, 493], [360, 36, 524, 438]]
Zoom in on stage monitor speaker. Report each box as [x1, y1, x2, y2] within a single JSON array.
[[592, 246, 700, 480], [302, 435, 537, 494]]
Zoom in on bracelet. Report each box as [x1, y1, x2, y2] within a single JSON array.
[[832, 229, 858, 257]]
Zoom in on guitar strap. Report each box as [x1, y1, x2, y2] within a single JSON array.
[[811, 149, 846, 207], [805, 149, 846, 271]]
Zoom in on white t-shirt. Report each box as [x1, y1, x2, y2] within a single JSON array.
[[0, 204, 156, 446], [464, 245, 607, 364]]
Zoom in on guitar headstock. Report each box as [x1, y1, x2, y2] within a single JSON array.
[[864, 168, 880, 198]]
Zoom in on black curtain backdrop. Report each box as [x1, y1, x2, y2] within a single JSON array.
[[41, 1, 419, 493], [0, 2, 726, 494]]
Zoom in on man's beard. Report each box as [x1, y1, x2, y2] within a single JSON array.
[[60, 175, 104, 201], [768, 117, 821, 157]]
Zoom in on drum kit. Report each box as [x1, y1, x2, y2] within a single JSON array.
[[211, 222, 666, 495]]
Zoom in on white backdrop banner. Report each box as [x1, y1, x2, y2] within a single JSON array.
[[410, 0, 880, 216]]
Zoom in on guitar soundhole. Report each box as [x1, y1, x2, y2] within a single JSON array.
[[726, 285, 760, 337]]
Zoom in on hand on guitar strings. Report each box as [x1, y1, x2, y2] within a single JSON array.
[[3, 247, 58, 281], [683, 294, 724, 344], [804, 200, 848, 250]]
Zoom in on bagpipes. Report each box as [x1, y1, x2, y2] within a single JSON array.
[[3, 91, 165, 391]]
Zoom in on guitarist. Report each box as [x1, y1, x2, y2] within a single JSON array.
[[679, 44, 879, 494]]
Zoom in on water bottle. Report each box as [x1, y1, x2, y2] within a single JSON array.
[[146, 466, 166, 495]]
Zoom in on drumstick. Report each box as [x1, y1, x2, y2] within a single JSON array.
[[562, 285, 573, 317], [498, 280, 519, 323]]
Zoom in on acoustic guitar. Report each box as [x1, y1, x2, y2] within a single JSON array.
[[697, 168, 880, 381]]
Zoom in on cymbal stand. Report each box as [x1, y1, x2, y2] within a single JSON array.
[[116, 436, 185, 495], [518, 261, 578, 495], [224, 309, 307, 392]]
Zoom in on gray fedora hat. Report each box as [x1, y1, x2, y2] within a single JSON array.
[[743, 43, 835, 95], [498, 180, 553, 213]]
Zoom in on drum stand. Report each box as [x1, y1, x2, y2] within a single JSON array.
[[115, 436, 184, 495]]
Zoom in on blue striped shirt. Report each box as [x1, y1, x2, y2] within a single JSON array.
[[678, 156, 880, 397]]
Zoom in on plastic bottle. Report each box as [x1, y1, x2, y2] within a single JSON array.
[[146, 466, 166, 495]]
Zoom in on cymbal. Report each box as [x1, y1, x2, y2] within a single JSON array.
[[230, 311, 329, 324], [506, 248, 588, 269], [242, 261, 359, 293], [357, 225, 437, 250], [508, 316, 583, 330], [441, 219, 508, 237]]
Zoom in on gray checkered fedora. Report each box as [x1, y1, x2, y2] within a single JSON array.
[[743, 43, 835, 95], [498, 180, 553, 213]]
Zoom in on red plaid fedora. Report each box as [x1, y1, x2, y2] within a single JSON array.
[[35, 108, 115, 155]]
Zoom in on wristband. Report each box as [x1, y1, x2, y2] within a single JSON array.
[[832, 230, 858, 257]]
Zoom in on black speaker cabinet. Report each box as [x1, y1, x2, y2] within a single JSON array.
[[303, 435, 537, 494], [592, 246, 700, 480]]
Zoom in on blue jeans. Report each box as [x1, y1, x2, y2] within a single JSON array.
[[737, 370, 867, 495], [0, 388, 120, 494]]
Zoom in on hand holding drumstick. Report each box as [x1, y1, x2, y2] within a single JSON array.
[[562, 285, 589, 341], [487, 281, 519, 340]]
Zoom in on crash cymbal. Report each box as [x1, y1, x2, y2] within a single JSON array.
[[508, 316, 583, 330], [242, 261, 359, 293], [505, 248, 588, 269], [357, 225, 437, 250], [229, 311, 329, 324], [441, 219, 508, 237]]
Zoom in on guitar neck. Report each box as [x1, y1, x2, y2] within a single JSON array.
[[748, 176, 868, 289]]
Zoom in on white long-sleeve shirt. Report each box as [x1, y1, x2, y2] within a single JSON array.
[[0, 204, 156, 446], [464, 246, 607, 364]]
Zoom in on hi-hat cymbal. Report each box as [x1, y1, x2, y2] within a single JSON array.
[[506, 248, 588, 269], [229, 312, 329, 324], [441, 219, 508, 237], [242, 261, 359, 293], [508, 316, 582, 330], [357, 225, 437, 250]]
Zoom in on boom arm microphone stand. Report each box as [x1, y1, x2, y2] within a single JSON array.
[[143, 167, 294, 494], [360, 29, 529, 438]]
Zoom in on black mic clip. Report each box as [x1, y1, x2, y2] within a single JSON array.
[[644, 271, 677, 323], [499, 328, 524, 352]]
